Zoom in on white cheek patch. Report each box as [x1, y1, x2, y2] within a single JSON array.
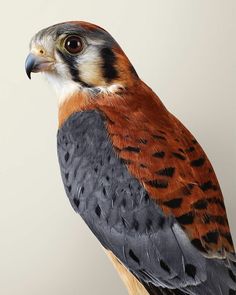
[[43, 51, 82, 105], [77, 46, 103, 86]]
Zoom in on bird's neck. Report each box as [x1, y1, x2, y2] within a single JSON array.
[[58, 80, 166, 128]]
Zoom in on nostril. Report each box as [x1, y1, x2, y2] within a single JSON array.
[[39, 49, 44, 55]]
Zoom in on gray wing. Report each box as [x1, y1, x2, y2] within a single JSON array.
[[57, 110, 236, 295]]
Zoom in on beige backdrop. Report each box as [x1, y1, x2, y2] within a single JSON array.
[[0, 0, 235, 294]]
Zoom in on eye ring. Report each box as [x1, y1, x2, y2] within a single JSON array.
[[64, 35, 83, 54]]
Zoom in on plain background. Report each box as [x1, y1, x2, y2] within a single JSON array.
[[0, 0, 235, 294]]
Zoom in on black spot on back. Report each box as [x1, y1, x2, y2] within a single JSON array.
[[156, 167, 175, 177], [202, 231, 219, 244], [160, 260, 171, 273], [200, 181, 217, 191], [73, 198, 80, 208], [123, 146, 140, 153], [163, 198, 183, 208], [176, 212, 195, 225], [139, 138, 148, 144], [158, 216, 165, 228], [193, 199, 208, 210], [146, 219, 153, 231], [146, 179, 168, 189], [172, 152, 186, 160], [152, 134, 166, 141], [95, 204, 101, 217], [182, 183, 195, 195], [191, 157, 205, 167], [186, 146, 195, 153], [222, 232, 234, 246], [191, 239, 208, 253], [65, 152, 69, 162], [120, 158, 132, 165], [185, 264, 196, 279], [129, 249, 140, 264], [152, 151, 165, 158], [229, 269, 236, 282], [133, 219, 139, 231]]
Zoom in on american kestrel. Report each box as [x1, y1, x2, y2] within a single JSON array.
[[25, 21, 236, 295]]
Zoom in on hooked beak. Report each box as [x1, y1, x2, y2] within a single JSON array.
[[25, 53, 54, 79]]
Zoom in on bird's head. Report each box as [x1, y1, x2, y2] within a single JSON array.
[[25, 21, 139, 103]]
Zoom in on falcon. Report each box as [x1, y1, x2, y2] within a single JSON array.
[[25, 21, 236, 295]]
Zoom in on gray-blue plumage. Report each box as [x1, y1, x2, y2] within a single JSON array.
[[57, 110, 236, 295]]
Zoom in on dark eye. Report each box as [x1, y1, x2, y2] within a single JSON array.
[[64, 36, 83, 54]]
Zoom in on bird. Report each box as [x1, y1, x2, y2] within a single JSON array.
[[25, 21, 236, 295]]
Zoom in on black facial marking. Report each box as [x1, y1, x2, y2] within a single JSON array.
[[146, 179, 168, 189], [123, 146, 140, 153], [156, 167, 175, 177], [163, 198, 183, 208], [129, 249, 140, 264], [100, 47, 118, 82], [202, 231, 219, 244], [176, 212, 195, 225], [172, 152, 186, 160], [57, 49, 91, 87], [152, 151, 165, 158], [191, 157, 205, 167], [185, 264, 196, 279], [229, 289, 236, 295], [160, 260, 171, 273], [193, 199, 208, 210]]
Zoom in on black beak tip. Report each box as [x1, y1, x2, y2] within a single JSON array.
[[26, 71, 32, 80], [25, 53, 35, 80]]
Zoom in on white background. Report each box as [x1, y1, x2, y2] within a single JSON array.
[[0, 1, 235, 294]]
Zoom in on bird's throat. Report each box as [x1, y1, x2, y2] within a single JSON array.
[[58, 92, 92, 127]]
